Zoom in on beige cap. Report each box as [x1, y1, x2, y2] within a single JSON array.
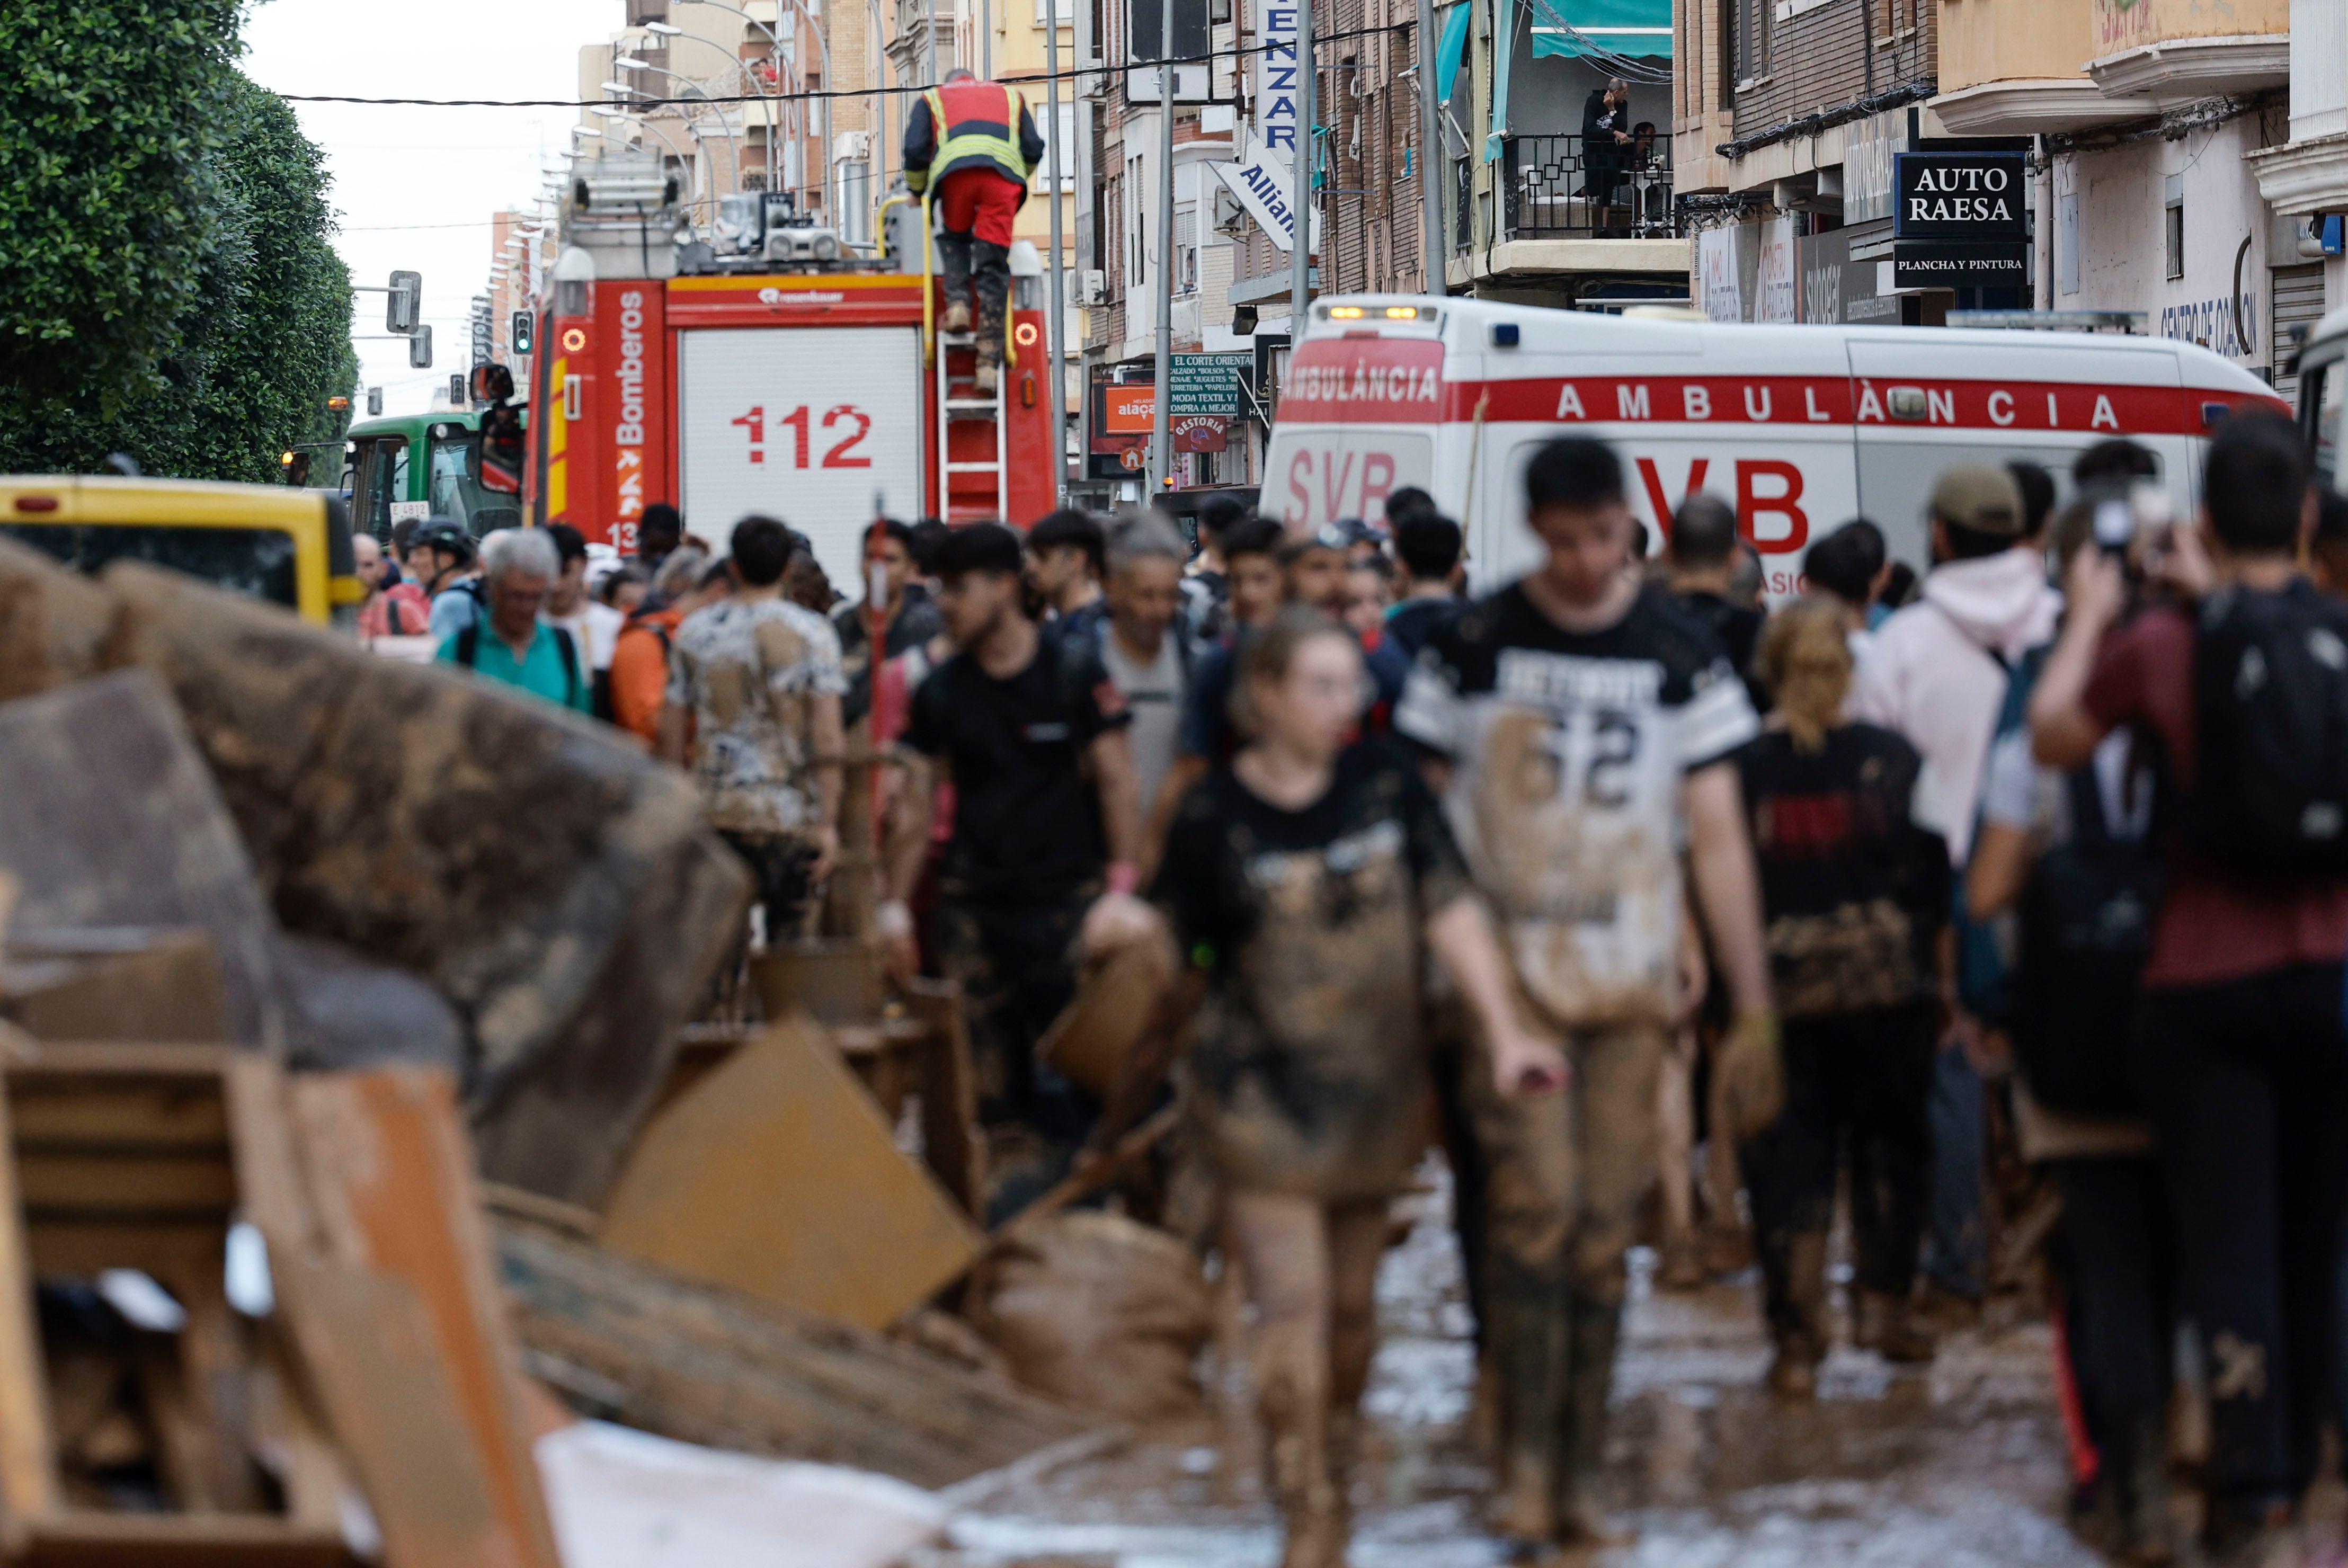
[[1930, 464, 2025, 537]]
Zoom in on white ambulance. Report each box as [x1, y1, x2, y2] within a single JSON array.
[[1264, 295, 2289, 596]]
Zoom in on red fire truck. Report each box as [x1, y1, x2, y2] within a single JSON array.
[[521, 168, 1057, 593]]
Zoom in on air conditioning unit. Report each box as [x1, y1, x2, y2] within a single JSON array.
[[1080, 269, 1107, 304], [764, 224, 844, 263]]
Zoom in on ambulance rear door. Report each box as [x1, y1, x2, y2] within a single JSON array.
[[1265, 323, 1447, 532], [1846, 331, 2186, 568], [675, 323, 926, 592]]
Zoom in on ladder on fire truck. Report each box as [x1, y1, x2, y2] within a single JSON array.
[[933, 325, 1008, 521], [917, 194, 1009, 522]]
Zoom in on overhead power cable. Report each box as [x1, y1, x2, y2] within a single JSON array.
[[277, 24, 1418, 109]]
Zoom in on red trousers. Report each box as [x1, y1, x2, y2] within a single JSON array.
[[936, 167, 1025, 246]]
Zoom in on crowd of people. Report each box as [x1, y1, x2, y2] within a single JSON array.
[[394, 411, 2348, 1568]]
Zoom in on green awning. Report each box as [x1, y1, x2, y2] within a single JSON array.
[[1436, 1, 1470, 104], [1530, 0, 1671, 58]]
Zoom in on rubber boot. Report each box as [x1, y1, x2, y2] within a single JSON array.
[[1857, 1290, 1937, 1364], [2119, 1414, 2174, 1565], [1553, 1293, 1629, 1548], [939, 300, 973, 333], [1766, 1231, 1830, 1400], [973, 341, 1001, 396], [1483, 1256, 1569, 1547]]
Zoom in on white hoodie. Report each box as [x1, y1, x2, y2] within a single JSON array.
[[1848, 547, 2061, 865]]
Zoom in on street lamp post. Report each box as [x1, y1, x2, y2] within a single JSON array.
[[1044, 0, 1068, 504], [677, 0, 831, 221], [610, 66, 745, 171], [1150, 0, 1173, 493]]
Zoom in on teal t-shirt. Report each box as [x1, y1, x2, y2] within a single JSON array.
[[437, 622, 593, 714]]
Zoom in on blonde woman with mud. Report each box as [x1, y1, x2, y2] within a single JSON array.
[[1732, 599, 1953, 1396]]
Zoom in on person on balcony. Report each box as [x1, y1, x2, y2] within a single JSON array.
[[1581, 77, 1632, 234], [903, 67, 1047, 396]]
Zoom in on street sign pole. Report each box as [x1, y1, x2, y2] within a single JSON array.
[[1151, 0, 1176, 495], [1289, 0, 1313, 327]]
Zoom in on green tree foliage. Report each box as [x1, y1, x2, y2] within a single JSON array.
[[0, 4, 358, 482]]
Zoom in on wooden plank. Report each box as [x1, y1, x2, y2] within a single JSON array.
[[15, 1154, 237, 1217], [24, 1223, 223, 1282], [19, 1511, 342, 1568], [901, 979, 986, 1222], [285, 1070, 560, 1568], [6, 1086, 230, 1151], [1, 930, 229, 1047], [269, 1260, 521, 1568], [596, 1016, 983, 1331], [496, 1219, 1090, 1490], [0, 1069, 62, 1540], [750, 941, 887, 1026]]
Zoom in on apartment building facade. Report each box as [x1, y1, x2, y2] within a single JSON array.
[[1071, 0, 1684, 503], [1673, 0, 2318, 395]]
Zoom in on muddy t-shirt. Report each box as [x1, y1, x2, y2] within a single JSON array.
[[1733, 723, 1949, 1018], [1151, 740, 1474, 1197], [665, 595, 848, 835], [902, 623, 1130, 903], [1397, 582, 1759, 1026]]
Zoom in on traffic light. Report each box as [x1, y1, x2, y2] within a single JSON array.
[[408, 325, 433, 369], [387, 270, 421, 334], [449, 374, 466, 407], [367, 386, 384, 416], [511, 311, 535, 354]]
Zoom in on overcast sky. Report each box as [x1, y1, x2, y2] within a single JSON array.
[[243, 0, 613, 417]]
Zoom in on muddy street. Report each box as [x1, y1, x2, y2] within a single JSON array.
[[933, 1173, 2093, 1568]]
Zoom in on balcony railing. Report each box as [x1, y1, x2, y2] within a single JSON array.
[[1501, 132, 1678, 240]]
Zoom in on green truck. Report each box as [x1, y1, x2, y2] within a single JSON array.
[[342, 410, 523, 542]]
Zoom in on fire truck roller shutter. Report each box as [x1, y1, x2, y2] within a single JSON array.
[[674, 326, 926, 597]]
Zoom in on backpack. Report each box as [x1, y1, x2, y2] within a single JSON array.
[[456, 622, 580, 709], [1953, 641, 2045, 1024], [2013, 761, 2162, 1115], [2183, 580, 2348, 879]]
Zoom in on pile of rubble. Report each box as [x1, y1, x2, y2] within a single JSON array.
[[0, 541, 1205, 1567]]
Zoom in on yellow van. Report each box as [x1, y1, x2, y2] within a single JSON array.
[[0, 477, 363, 627]]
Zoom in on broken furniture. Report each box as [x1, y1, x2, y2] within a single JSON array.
[[0, 542, 752, 1211], [0, 1046, 561, 1568], [0, 1045, 344, 1563]]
